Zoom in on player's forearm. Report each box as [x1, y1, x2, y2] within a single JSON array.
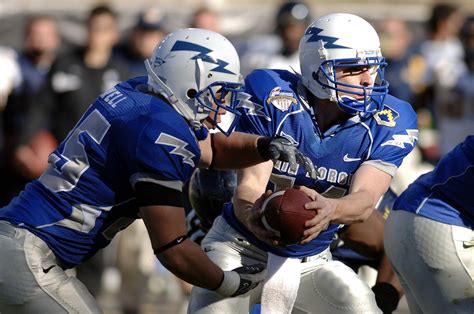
[[233, 194, 258, 227], [233, 163, 272, 227], [330, 190, 376, 224], [157, 240, 223, 290], [210, 132, 266, 169]]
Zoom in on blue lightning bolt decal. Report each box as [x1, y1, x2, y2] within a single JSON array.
[[304, 27, 350, 49], [171, 41, 235, 74]]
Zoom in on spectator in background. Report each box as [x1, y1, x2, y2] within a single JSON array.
[[115, 9, 167, 77], [190, 7, 221, 33], [35, 5, 130, 143], [0, 48, 21, 111], [377, 17, 435, 194], [0, 47, 21, 206], [0, 15, 60, 205], [240, 1, 311, 74], [419, 3, 466, 158], [460, 16, 474, 71], [421, 3, 465, 90], [378, 18, 425, 105], [448, 16, 474, 148]]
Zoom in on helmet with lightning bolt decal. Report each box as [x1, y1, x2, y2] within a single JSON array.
[[145, 28, 245, 136], [299, 13, 389, 116]]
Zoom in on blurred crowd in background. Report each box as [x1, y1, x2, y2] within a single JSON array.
[[0, 1, 473, 313]]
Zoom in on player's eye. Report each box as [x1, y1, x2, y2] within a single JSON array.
[[341, 66, 369, 75]]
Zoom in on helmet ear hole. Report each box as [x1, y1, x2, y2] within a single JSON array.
[[187, 89, 197, 98]]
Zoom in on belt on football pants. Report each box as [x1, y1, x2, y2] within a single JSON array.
[[301, 247, 331, 263]]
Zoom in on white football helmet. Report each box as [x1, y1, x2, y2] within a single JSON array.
[[299, 13, 389, 115], [145, 28, 244, 136]]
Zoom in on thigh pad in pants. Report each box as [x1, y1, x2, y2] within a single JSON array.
[[294, 260, 381, 314]]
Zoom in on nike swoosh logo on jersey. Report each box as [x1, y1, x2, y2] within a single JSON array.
[[343, 154, 362, 162]]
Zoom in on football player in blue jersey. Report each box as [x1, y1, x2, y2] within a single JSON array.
[[186, 170, 403, 313], [188, 13, 418, 313], [385, 135, 474, 313], [0, 28, 316, 313]]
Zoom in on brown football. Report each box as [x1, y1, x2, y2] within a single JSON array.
[[261, 188, 315, 245]]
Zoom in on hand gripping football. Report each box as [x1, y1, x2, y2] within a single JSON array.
[[261, 188, 315, 245]]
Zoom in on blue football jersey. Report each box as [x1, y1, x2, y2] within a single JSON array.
[[0, 76, 201, 267], [394, 135, 474, 229], [223, 69, 418, 258]]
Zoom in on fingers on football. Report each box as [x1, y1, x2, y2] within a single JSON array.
[[301, 220, 329, 243], [303, 198, 325, 210], [294, 185, 317, 201]]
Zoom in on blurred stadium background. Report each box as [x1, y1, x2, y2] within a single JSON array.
[[1, 0, 474, 48]]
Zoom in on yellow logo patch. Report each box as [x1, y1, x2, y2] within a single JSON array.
[[374, 106, 399, 127]]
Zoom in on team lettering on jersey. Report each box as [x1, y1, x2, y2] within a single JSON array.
[[100, 87, 127, 108]]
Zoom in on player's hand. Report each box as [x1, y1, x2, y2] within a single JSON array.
[[296, 186, 336, 244], [215, 263, 266, 297], [244, 191, 280, 246], [257, 136, 317, 179]]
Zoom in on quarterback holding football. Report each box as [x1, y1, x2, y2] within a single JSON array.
[[189, 13, 418, 314]]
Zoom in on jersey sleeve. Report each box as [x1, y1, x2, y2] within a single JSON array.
[[120, 116, 200, 194], [236, 69, 301, 137], [460, 135, 474, 163], [364, 99, 419, 176]]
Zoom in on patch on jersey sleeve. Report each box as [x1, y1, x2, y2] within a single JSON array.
[[374, 106, 399, 127], [381, 129, 418, 149], [266, 87, 297, 112], [155, 133, 196, 167]]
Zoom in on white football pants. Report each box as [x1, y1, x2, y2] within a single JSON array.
[[385, 210, 474, 314], [188, 216, 381, 314], [0, 220, 102, 313]]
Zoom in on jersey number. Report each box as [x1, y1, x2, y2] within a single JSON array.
[[39, 109, 110, 192], [37, 110, 113, 234]]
